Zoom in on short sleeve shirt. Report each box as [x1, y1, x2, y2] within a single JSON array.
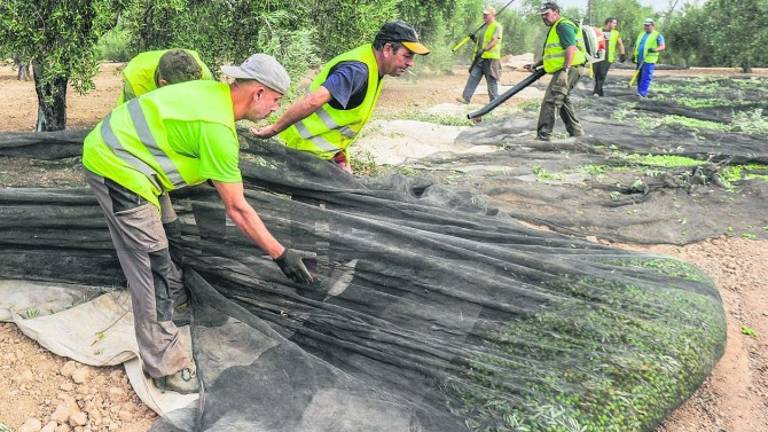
[[556, 22, 578, 49], [321, 61, 369, 110], [638, 32, 665, 64], [165, 120, 242, 184]]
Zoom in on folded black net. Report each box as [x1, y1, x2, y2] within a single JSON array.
[[0, 132, 726, 431]]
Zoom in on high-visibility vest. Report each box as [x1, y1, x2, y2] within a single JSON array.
[[84, 80, 237, 207], [475, 21, 502, 60], [542, 18, 587, 74], [278, 44, 384, 160], [118, 49, 213, 104], [607, 30, 621, 63], [635, 31, 660, 64]]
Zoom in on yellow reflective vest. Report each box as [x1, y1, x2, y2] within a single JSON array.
[[542, 18, 586, 74], [475, 21, 502, 60], [278, 44, 384, 160], [84, 81, 237, 207], [118, 49, 213, 105], [607, 30, 621, 63]]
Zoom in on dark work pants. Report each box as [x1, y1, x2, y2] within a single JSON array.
[[537, 67, 584, 140], [593, 60, 612, 96]]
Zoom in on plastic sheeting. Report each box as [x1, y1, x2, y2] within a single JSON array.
[[0, 131, 726, 431]]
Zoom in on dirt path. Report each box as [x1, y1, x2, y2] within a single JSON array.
[[1, 62, 767, 432]]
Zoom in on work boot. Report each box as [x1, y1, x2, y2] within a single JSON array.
[[152, 364, 199, 394], [456, 96, 470, 104]]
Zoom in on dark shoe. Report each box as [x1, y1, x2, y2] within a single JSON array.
[[535, 135, 551, 142], [570, 129, 584, 138], [153, 365, 199, 394]]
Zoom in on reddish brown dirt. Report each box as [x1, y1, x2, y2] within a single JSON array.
[[1, 62, 767, 432], [0, 323, 156, 432]]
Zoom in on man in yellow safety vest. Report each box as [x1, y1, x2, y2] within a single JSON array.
[[118, 49, 213, 104], [524, 2, 587, 141], [251, 21, 430, 173], [593, 17, 626, 96], [83, 54, 314, 395], [457, 6, 504, 104]]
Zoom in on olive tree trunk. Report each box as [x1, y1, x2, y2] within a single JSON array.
[[32, 61, 68, 132]]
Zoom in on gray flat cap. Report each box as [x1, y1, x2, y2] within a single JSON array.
[[221, 53, 291, 94]]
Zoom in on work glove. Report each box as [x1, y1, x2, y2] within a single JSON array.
[[274, 249, 315, 285], [619, 53, 627, 63], [468, 33, 477, 42], [648, 48, 657, 53]]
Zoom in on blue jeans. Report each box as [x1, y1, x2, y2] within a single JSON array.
[[637, 63, 655, 97], [462, 59, 500, 102]]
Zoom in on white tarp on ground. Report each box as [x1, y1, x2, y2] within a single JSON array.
[[0, 279, 196, 418]]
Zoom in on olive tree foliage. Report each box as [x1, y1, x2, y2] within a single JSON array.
[[121, 0, 321, 98], [0, 0, 124, 131]]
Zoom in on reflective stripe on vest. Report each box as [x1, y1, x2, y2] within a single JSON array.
[[635, 31, 660, 64], [278, 44, 384, 160], [125, 100, 185, 187], [542, 18, 587, 74], [99, 112, 162, 192]]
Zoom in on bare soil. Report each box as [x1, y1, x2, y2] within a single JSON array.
[[1, 62, 767, 432]]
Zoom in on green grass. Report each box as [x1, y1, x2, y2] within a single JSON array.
[[532, 165, 564, 181], [348, 149, 382, 176], [719, 164, 768, 187], [622, 154, 704, 168], [381, 111, 475, 126], [518, 99, 542, 113]]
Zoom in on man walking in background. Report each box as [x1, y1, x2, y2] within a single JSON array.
[[118, 49, 213, 104], [252, 21, 430, 173], [524, 2, 587, 141], [457, 6, 503, 104], [593, 17, 626, 96], [83, 54, 314, 394], [633, 18, 666, 97]]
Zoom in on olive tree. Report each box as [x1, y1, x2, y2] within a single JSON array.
[[0, 1, 124, 131]]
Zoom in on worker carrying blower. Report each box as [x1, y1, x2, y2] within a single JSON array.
[[83, 53, 314, 395], [456, 6, 504, 104], [524, 2, 587, 141]]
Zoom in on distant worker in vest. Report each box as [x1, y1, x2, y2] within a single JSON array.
[[633, 18, 666, 97], [117, 49, 213, 104], [251, 21, 430, 173], [456, 6, 504, 104], [592, 17, 626, 96], [83, 54, 314, 394], [524, 2, 587, 141]]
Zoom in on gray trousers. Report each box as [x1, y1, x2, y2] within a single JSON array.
[[537, 66, 585, 140], [462, 58, 501, 102], [85, 170, 190, 378]]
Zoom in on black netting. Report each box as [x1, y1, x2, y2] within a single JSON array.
[[0, 130, 726, 431]]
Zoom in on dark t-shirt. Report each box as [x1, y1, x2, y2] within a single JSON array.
[[321, 61, 369, 110]]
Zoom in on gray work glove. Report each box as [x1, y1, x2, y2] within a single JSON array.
[[274, 249, 315, 285], [648, 47, 657, 53], [619, 53, 627, 63]]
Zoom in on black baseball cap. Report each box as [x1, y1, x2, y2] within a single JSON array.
[[538, 2, 560, 14], [375, 21, 430, 55]]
